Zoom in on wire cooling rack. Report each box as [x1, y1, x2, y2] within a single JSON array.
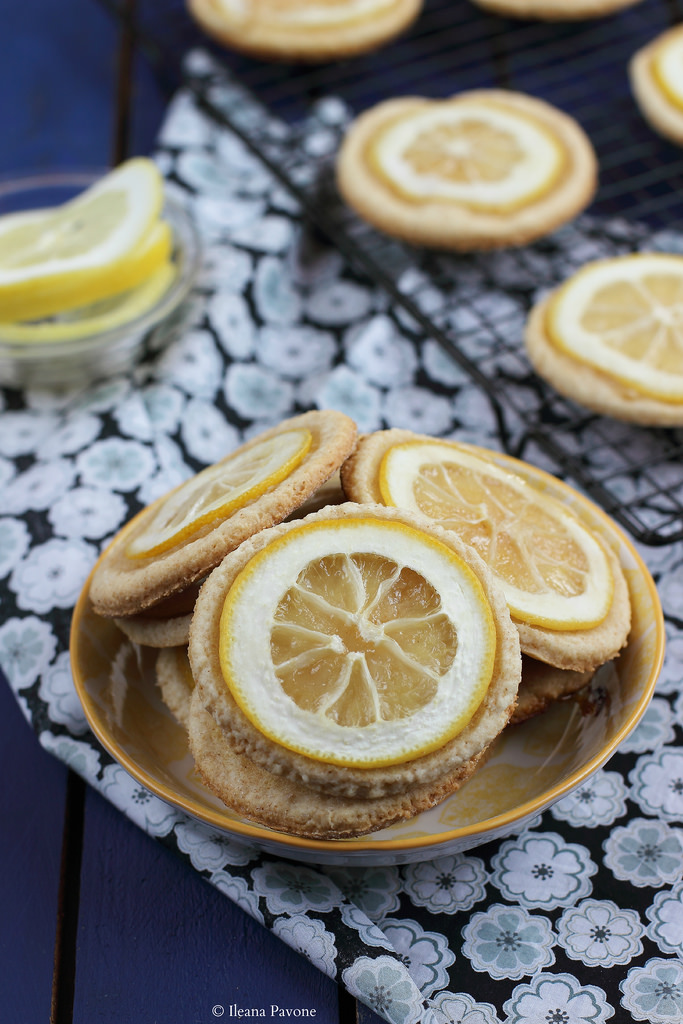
[[130, 0, 683, 545]]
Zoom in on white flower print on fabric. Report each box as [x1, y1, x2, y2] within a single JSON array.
[[253, 256, 302, 325], [99, 763, 182, 837], [310, 364, 383, 432], [305, 279, 373, 326], [156, 329, 224, 399], [111, 392, 156, 443], [174, 820, 256, 871], [462, 904, 555, 980], [383, 386, 453, 436], [180, 399, 239, 464], [210, 871, 265, 926], [340, 904, 391, 948], [215, 131, 274, 196], [158, 91, 213, 147], [0, 616, 57, 692], [449, 387, 501, 443], [426, 991, 502, 1024], [403, 854, 488, 915], [619, 957, 683, 1023], [342, 955, 424, 1024], [230, 215, 294, 253], [48, 487, 127, 541], [618, 699, 676, 755], [657, 567, 683, 624], [10, 538, 97, 614], [193, 195, 266, 242], [0, 455, 14, 489], [557, 899, 644, 968], [324, 866, 401, 920], [646, 884, 683, 957], [379, 918, 455, 998], [74, 376, 132, 415], [0, 410, 59, 457], [38, 650, 88, 735], [76, 438, 157, 492], [34, 413, 102, 459], [0, 517, 30, 578], [137, 437, 191, 507], [39, 731, 102, 785], [550, 771, 628, 828], [250, 862, 341, 915], [504, 972, 614, 1024], [421, 339, 470, 389], [629, 750, 683, 822], [272, 914, 337, 979], [490, 832, 596, 909], [655, 631, 683, 696], [209, 291, 256, 361], [1, 459, 76, 514], [203, 247, 252, 297], [674, 691, 683, 729], [258, 325, 336, 380], [345, 316, 418, 388], [603, 818, 683, 887], [224, 363, 294, 421]]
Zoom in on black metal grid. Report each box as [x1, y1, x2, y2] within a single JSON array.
[[129, 0, 683, 544]]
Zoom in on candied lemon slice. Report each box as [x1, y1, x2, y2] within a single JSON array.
[[127, 428, 313, 559], [219, 517, 497, 768], [0, 159, 167, 321], [368, 97, 566, 211], [379, 441, 612, 630], [652, 28, 683, 112], [217, 0, 401, 25], [546, 254, 683, 403]]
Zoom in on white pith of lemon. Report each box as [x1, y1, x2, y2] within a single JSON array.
[[546, 254, 683, 403], [0, 260, 175, 343], [0, 159, 168, 321], [216, 0, 399, 25], [127, 428, 313, 559], [652, 29, 683, 112], [378, 441, 613, 631], [219, 517, 497, 768], [368, 98, 566, 211]]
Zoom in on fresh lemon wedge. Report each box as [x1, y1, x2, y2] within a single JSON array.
[[126, 428, 313, 559], [368, 97, 566, 212], [218, 517, 497, 768], [0, 158, 168, 321], [0, 259, 175, 344], [378, 440, 613, 631], [545, 254, 683, 403], [652, 28, 683, 112]]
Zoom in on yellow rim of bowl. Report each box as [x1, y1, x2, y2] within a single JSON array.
[[70, 450, 665, 854]]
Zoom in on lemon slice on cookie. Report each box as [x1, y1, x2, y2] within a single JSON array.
[[218, 516, 497, 768]]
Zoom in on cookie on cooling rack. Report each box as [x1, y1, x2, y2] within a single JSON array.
[[630, 24, 683, 147], [89, 410, 358, 620], [336, 90, 597, 251], [187, 0, 423, 62], [469, 0, 644, 19]]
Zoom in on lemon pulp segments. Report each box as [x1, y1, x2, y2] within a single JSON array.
[[546, 254, 683, 403], [368, 98, 566, 211], [379, 441, 613, 631], [219, 518, 497, 768], [126, 428, 313, 559]]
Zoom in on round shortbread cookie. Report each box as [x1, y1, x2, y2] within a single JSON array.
[[115, 612, 192, 649], [525, 295, 683, 426], [470, 0, 643, 20], [630, 26, 683, 147], [510, 655, 593, 725], [188, 691, 488, 839], [89, 410, 357, 619], [336, 90, 597, 251], [189, 501, 521, 800], [340, 429, 631, 671], [156, 647, 194, 728], [187, 0, 422, 62]]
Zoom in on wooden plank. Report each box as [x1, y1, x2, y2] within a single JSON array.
[[0, 672, 68, 1023]]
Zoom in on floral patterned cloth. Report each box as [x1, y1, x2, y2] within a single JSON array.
[[1, 51, 682, 1024]]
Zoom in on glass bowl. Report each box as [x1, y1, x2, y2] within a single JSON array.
[[0, 171, 201, 389]]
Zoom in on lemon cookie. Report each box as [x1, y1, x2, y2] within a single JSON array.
[[187, 0, 422, 62], [189, 502, 521, 806], [114, 582, 200, 648], [336, 90, 597, 250], [631, 25, 683, 147], [470, 0, 643, 20], [156, 646, 195, 728], [510, 656, 594, 725], [340, 430, 631, 671], [89, 410, 357, 619], [525, 255, 683, 426]]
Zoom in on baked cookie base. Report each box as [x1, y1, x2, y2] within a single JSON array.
[[630, 28, 683, 148], [510, 655, 594, 724], [471, 0, 644, 20]]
